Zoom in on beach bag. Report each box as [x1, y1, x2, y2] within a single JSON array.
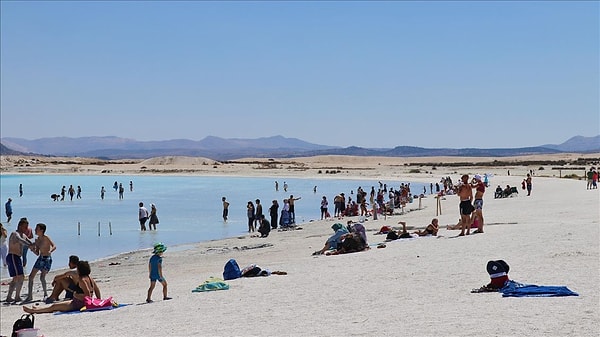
[[223, 259, 241, 280], [83, 296, 114, 310], [12, 314, 34, 337]]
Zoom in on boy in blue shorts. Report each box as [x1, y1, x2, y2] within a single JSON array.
[[25, 223, 57, 302], [146, 242, 171, 303]]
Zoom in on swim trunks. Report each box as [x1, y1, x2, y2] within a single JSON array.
[[474, 199, 483, 210], [33, 255, 53, 272], [7, 253, 24, 277], [460, 200, 474, 215]]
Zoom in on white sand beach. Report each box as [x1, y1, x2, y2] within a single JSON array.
[[1, 154, 598, 337]]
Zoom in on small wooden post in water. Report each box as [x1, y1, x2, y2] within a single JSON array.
[[78, 222, 80, 236], [418, 196, 422, 209], [109, 222, 112, 235], [98, 222, 100, 236]]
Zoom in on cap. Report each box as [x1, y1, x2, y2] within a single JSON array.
[[474, 174, 482, 181]]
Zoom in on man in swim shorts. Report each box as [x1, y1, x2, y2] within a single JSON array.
[[457, 175, 474, 236], [4, 217, 33, 303]]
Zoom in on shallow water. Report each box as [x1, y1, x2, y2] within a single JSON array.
[[0, 174, 426, 270]]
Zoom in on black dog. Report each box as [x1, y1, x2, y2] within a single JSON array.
[[51, 194, 60, 201]]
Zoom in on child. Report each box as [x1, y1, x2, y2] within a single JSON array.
[[146, 242, 171, 303], [25, 223, 57, 302]]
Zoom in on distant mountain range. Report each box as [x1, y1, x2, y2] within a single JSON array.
[[1, 135, 599, 161]]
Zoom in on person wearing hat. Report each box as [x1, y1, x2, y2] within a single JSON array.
[[312, 223, 349, 255], [471, 174, 486, 234], [146, 242, 171, 303]]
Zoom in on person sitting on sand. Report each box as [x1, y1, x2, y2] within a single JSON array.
[[494, 185, 503, 199], [44, 255, 101, 304], [472, 260, 510, 292], [413, 218, 439, 236], [23, 260, 100, 313], [312, 223, 349, 255]]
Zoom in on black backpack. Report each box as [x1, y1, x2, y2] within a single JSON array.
[[12, 314, 34, 337]]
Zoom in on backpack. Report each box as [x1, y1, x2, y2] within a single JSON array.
[[12, 314, 34, 337], [223, 259, 241, 280]]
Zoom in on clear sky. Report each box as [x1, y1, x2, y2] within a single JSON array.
[[1, 1, 598, 149]]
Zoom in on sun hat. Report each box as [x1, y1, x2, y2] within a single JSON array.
[[474, 174, 482, 181], [153, 242, 167, 254]]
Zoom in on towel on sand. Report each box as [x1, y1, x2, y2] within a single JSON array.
[[500, 280, 578, 297], [192, 277, 230, 292]]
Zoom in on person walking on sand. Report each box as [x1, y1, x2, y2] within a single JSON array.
[[146, 243, 171, 303], [3, 217, 33, 303], [471, 174, 486, 234], [458, 175, 474, 236], [138, 202, 149, 231], [24, 223, 57, 302], [5, 198, 13, 223], [222, 197, 230, 222], [149, 203, 159, 230]]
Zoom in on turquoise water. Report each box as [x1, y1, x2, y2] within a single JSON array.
[[0, 174, 426, 269]]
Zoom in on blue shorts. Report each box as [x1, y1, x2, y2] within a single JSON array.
[[33, 255, 53, 272], [7, 253, 24, 277], [474, 199, 483, 210]]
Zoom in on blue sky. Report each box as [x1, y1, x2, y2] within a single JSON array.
[[1, 1, 598, 149]]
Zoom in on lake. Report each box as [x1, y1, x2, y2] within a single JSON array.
[[0, 174, 426, 270]]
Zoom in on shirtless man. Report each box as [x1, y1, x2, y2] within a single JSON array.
[[24, 223, 57, 302], [222, 197, 230, 222], [471, 175, 486, 234], [4, 217, 34, 303], [288, 195, 301, 224], [457, 175, 474, 236]]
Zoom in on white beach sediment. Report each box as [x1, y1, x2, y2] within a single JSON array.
[[0, 154, 598, 336]]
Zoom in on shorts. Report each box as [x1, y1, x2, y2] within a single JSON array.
[[460, 200, 474, 215], [33, 255, 53, 272], [150, 275, 165, 282], [139, 217, 148, 225], [474, 199, 483, 210], [7, 253, 24, 277]]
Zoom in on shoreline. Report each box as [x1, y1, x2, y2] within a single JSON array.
[[1, 155, 598, 336]]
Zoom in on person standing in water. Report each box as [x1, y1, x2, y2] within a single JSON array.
[[149, 204, 159, 230], [222, 197, 230, 222]]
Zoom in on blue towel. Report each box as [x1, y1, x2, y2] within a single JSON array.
[[500, 280, 578, 297]]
